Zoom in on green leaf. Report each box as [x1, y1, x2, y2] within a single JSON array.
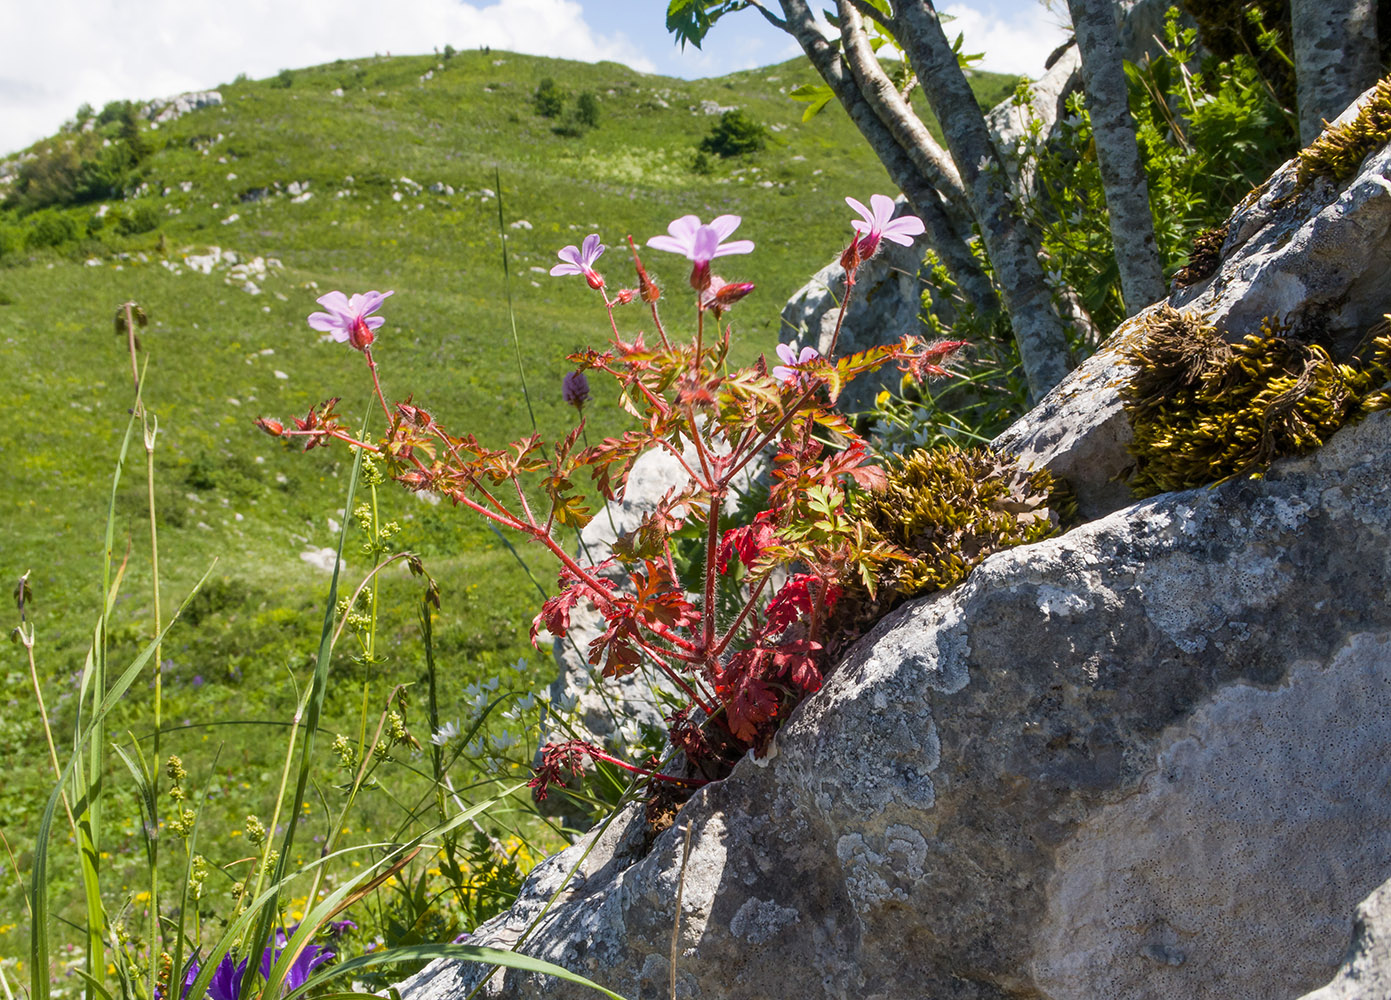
[[283, 943, 632, 1000], [789, 82, 836, 122]]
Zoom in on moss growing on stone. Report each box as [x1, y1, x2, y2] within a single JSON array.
[[853, 446, 1070, 603], [1173, 222, 1229, 289], [1295, 76, 1391, 189], [1122, 306, 1391, 497]]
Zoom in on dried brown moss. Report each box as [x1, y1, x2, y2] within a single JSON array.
[[1172, 223, 1229, 289]]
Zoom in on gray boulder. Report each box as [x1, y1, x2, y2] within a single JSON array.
[[403, 403, 1391, 1000], [398, 83, 1391, 1000], [141, 91, 223, 125]]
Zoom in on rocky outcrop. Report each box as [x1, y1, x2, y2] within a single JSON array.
[[141, 91, 222, 125]]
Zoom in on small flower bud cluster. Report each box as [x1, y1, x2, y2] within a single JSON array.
[[244, 813, 267, 847], [188, 854, 209, 901], [336, 596, 372, 635], [166, 755, 187, 804], [332, 733, 359, 769], [169, 808, 197, 836]]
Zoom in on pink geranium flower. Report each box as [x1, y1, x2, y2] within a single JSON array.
[[648, 214, 754, 290], [550, 234, 606, 290], [771, 342, 820, 384], [307, 290, 393, 352], [845, 194, 925, 260]]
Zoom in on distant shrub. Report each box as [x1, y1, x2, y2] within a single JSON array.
[[25, 210, 78, 249], [115, 203, 160, 236], [271, 68, 294, 89], [0, 224, 23, 260], [96, 100, 133, 127], [576, 92, 600, 128], [700, 109, 767, 157], [444, 43, 456, 59], [691, 150, 715, 175], [533, 77, 565, 118]]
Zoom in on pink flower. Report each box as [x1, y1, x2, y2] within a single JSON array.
[[647, 214, 754, 290], [550, 234, 606, 290], [307, 290, 393, 351], [771, 342, 820, 384], [845, 194, 925, 260]]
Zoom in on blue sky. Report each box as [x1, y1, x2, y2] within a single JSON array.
[[1, 0, 1069, 156]]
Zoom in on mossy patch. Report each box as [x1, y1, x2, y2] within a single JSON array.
[[1295, 76, 1391, 189], [836, 446, 1070, 630], [1122, 305, 1391, 497], [1172, 222, 1229, 288]]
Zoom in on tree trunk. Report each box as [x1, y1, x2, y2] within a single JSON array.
[[890, 0, 1072, 399], [767, 0, 999, 314], [1291, 0, 1381, 145], [836, 0, 970, 216], [1066, 0, 1168, 315]]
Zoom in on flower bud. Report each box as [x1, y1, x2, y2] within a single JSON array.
[[689, 260, 712, 293], [348, 314, 375, 351], [562, 369, 590, 409], [615, 288, 638, 304], [256, 417, 284, 437]]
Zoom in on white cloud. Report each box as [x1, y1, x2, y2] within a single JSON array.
[[0, 0, 656, 156], [940, 2, 1071, 79]]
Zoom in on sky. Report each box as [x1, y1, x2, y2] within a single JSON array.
[[0, 0, 1071, 157]]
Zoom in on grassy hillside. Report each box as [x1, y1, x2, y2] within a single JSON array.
[[0, 49, 1019, 967]]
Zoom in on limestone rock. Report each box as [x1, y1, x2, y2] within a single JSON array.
[[141, 91, 222, 125], [401, 401, 1391, 1000], [1297, 878, 1391, 1000]]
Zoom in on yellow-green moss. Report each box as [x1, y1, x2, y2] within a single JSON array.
[[1122, 306, 1391, 498], [1295, 76, 1391, 189], [854, 446, 1071, 601]]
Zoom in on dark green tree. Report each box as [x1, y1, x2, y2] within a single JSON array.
[[576, 91, 601, 127], [699, 109, 767, 157], [533, 78, 566, 118]]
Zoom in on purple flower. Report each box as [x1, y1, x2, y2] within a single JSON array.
[[771, 343, 820, 384], [647, 215, 754, 290], [845, 194, 925, 261], [327, 918, 358, 938], [562, 370, 590, 409], [550, 234, 606, 290], [307, 290, 393, 352], [179, 952, 246, 1000], [260, 942, 335, 994]]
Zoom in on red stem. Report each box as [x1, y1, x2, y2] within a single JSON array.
[[582, 747, 708, 788], [711, 571, 773, 659]]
